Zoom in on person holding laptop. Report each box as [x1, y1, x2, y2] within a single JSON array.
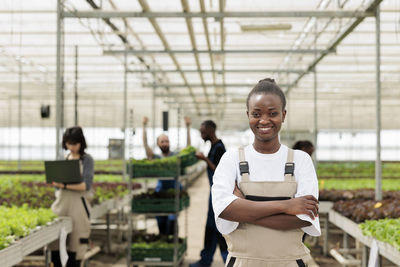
[[49, 126, 94, 267]]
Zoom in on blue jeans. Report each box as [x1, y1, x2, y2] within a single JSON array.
[[155, 180, 180, 236], [199, 193, 228, 265], [156, 215, 176, 235]]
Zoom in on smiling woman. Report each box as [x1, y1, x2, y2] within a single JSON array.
[[246, 78, 287, 153], [212, 78, 320, 267]]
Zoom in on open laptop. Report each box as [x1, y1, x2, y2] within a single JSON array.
[[44, 160, 82, 184]]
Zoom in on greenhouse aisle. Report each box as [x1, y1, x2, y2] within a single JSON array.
[[182, 172, 224, 267]]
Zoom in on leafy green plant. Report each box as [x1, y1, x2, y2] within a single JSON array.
[[319, 178, 400, 191], [359, 218, 400, 251], [0, 177, 133, 208], [0, 205, 56, 250], [129, 146, 198, 177], [317, 162, 400, 179]]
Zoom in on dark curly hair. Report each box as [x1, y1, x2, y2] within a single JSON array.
[[201, 120, 217, 131], [292, 140, 314, 151], [246, 78, 286, 111], [62, 126, 87, 155]]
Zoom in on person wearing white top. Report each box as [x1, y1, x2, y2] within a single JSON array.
[[212, 144, 320, 236], [211, 78, 320, 267]]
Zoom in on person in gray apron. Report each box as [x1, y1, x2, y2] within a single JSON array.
[[50, 126, 94, 267], [212, 78, 321, 267]]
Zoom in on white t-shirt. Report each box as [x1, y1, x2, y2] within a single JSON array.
[[211, 144, 321, 236]]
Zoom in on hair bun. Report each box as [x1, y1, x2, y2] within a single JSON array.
[[259, 78, 275, 83]]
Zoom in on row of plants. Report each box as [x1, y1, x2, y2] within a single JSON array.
[[318, 178, 400, 201], [0, 179, 132, 208], [0, 174, 126, 183], [130, 146, 198, 177], [0, 205, 57, 249], [318, 178, 400, 191], [0, 160, 124, 173], [131, 233, 187, 261], [359, 218, 400, 251], [317, 162, 400, 178], [332, 199, 400, 223], [319, 189, 400, 202]]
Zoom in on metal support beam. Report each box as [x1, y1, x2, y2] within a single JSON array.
[[63, 10, 374, 19], [199, 0, 217, 91], [219, 0, 227, 121], [18, 61, 22, 170], [74, 45, 78, 126], [55, 0, 64, 160], [122, 50, 128, 181], [145, 83, 289, 88], [181, 0, 211, 111], [313, 21, 318, 168], [152, 75, 156, 151], [375, 6, 382, 201], [286, 0, 383, 94], [104, 49, 331, 55], [127, 69, 304, 74], [137, 0, 201, 115]]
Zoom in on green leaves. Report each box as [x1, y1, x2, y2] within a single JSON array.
[[360, 218, 400, 251], [0, 206, 56, 250], [317, 162, 400, 179], [319, 178, 400, 191], [130, 146, 198, 177], [0, 175, 130, 208]]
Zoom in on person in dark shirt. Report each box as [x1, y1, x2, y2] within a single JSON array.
[[190, 120, 228, 267]]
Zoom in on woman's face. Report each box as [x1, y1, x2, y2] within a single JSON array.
[[66, 142, 81, 154], [247, 93, 286, 143]]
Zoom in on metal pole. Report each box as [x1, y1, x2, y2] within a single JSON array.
[[18, 61, 22, 170], [123, 50, 128, 181], [177, 107, 181, 151], [63, 10, 374, 19], [313, 21, 318, 167], [74, 45, 78, 126], [375, 6, 382, 201], [323, 215, 329, 256], [55, 0, 64, 160], [152, 77, 156, 150], [173, 106, 181, 267]]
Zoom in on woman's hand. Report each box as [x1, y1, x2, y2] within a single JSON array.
[[233, 183, 245, 199], [283, 195, 319, 219]]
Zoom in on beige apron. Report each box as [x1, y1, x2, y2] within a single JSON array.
[[49, 159, 91, 260], [223, 147, 311, 267]]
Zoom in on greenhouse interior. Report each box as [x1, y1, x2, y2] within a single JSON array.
[[0, 0, 400, 267]]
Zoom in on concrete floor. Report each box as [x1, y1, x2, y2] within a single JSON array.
[[181, 172, 225, 267]]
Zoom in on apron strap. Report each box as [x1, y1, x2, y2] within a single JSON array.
[[238, 147, 250, 182], [284, 148, 295, 182]]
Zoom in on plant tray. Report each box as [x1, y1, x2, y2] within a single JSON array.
[[132, 195, 190, 213], [131, 239, 187, 262], [130, 165, 178, 178]]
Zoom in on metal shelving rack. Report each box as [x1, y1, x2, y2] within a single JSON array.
[[127, 157, 190, 267], [0, 217, 73, 267]]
